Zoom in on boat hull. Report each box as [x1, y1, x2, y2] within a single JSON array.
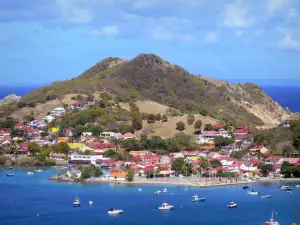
[[191, 198, 205, 202]]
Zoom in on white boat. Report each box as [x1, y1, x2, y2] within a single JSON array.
[[155, 190, 162, 194], [191, 195, 205, 202], [227, 202, 238, 208], [286, 190, 292, 194], [280, 185, 292, 190], [158, 202, 174, 210], [247, 189, 260, 195], [162, 188, 168, 193], [107, 208, 124, 215], [138, 188, 142, 192], [89, 200, 93, 205], [72, 197, 81, 207], [295, 185, 300, 188], [261, 195, 272, 199], [27, 172, 34, 175], [263, 211, 280, 225], [33, 169, 43, 172], [6, 173, 14, 177], [184, 187, 188, 191]]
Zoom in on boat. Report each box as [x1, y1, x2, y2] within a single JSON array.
[[89, 200, 93, 205], [243, 186, 249, 189], [162, 188, 168, 193], [9, 167, 13, 170], [280, 185, 292, 191], [6, 173, 14, 177], [107, 208, 124, 215], [184, 187, 188, 191], [227, 202, 238, 208], [138, 188, 142, 192], [155, 190, 162, 194], [261, 195, 272, 199], [158, 202, 174, 210], [33, 169, 43, 172], [247, 189, 260, 195], [286, 190, 292, 194], [263, 211, 280, 225], [191, 195, 205, 202], [72, 197, 81, 207], [27, 172, 34, 175], [296, 185, 300, 188]]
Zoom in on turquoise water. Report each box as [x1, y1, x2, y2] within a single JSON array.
[[0, 168, 299, 225]]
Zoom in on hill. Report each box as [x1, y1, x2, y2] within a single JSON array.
[[6, 53, 294, 127]]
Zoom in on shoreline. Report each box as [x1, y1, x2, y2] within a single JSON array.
[[48, 175, 300, 187]]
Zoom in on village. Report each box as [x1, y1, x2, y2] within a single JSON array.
[[1, 99, 300, 186]]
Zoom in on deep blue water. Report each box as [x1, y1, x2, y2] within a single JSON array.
[[0, 86, 37, 99], [0, 168, 299, 225]]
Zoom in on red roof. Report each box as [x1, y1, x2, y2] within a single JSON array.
[[235, 135, 249, 140], [283, 158, 300, 164], [72, 101, 84, 105], [248, 159, 262, 165], [89, 142, 116, 149], [272, 164, 282, 168], [0, 130, 11, 135], [123, 133, 136, 138], [221, 157, 236, 162], [213, 124, 225, 129], [229, 162, 243, 167], [266, 155, 282, 160], [251, 145, 265, 150]]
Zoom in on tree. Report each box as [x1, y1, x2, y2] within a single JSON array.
[[72, 125, 86, 138], [28, 142, 41, 156], [130, 103, 143, 131], [126, 167, 134, 181], [200, 159, 209, 170], [187, 114, 195, 125], [194, 120, 202, 129], [80, 165, 103, 181], [132, 119, 143, 130], [258, 163, 274, 176], [155, 113, 162, 121], [104, 149, 116, 158], [176, 121, 185, 131], [171, 158, 192, 176], [281, 162, 294, 178], [147, 114, 155, 123], [162, 115, 168, 122], [210, 160, 222, 168], [56, 142, 71, 155], [117, 124, 135, 134], [204, 124, 213, 131], [90, 125, 103, 136], [199, 109, 208, 116], [174, 133, 191, 147], [214, 136, 234, 148]]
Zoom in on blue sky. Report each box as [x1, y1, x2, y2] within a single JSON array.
[[0, 0, 299, 85]]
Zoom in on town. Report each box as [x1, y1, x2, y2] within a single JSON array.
[[0, 97, 300, 186]]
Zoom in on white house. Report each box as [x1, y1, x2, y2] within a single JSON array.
[[50, 107, 66, 114], [43, 115, 55, 123], [100, 132, 122, 139], [70, 154, 109, 165], [81, 132, 93, 137], [220, 157, 236, 167]]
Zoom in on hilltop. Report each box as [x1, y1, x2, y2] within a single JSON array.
[[4, 54, 293, 127]]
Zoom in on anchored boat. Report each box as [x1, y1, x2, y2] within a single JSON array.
[[159, 202, 174, 210], [263, 211, 280, 225], [191, 195, 205, 202]]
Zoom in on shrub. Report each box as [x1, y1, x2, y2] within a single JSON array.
[[194, 120, 202, 129], [187, 114, 195, 125], [176, 121, 185, 131]]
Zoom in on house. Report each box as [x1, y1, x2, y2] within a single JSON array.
[[50, 107, 66, 114], [283, 158, 300, 165], [218, 128, 232, 138], [220, 157, 236, 167], [250, 145, 269, 155], [100, 132, 122, 139], [109, 169, 126, 181], [200, 145, 215, 151], [199, 150, 209, 158], [29, 120, 46, 128], [81, 132, 93, 137], [140, 155, 160, 165], [70, 153, 107, 165], [219, 150, 231, 158], [221, 143, 242, 153], [183, 150, 200, 156], [235, 135, 249, 143], [197, 131, 220, 144], [122, 133, 136, 140], [70, 101, 84, 110], [43, 115, 55, 123], [88, 142, 116, 151], [227, 162, 243, 171], [213, 124, 225, 130], [129, 150, 150, 157], [49, 153, 66, 160], [207, 152, 220, 159], [0, 130, 11, 138], [265, 156, 283, 165], [171, 152, 185, 159], [233, 128, 249, 136]]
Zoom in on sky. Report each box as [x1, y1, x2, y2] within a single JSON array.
[[0, 0, 300, 85]]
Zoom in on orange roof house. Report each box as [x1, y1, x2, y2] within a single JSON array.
[[200, 145, 215, 150], [109, 169, 127, 180], [58, 137, 69, 143]]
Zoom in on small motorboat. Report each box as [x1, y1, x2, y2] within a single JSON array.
[[89, 200, 93, 205], [227, 202, 238, 208], [33, 169, 43, 172], [247, 189, 260, 195], [9, 167, 13, 170], [263, 211, 280, 225], [184, 187, 188, 191], [191, 195, 205, 202], [243, 186, 249, 189], [155, 190, 162, 194], [138, 188, 142, 192], [261, 195, 272, 199], [295, 185, 300, 188], [162, 188, 168, 193], [107, 208, 124, 215], [27, 172, 34, 175], [280, 185, 292, 190], [7, 173, 14, 177], [158, 202, 174, 210], [72, 197, 81, 207]]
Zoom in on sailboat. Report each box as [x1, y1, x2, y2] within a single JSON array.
[[263, 211, 280, 225]]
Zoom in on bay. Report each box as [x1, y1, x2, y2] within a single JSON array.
[[0, 168, 299, 225]]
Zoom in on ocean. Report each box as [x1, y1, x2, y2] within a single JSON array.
[[0, 168, 299, 225], [0, 84, 299, 112]]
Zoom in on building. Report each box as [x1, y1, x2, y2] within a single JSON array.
[[43, 115, 55, 123], [265, 156, 283, 165], [122, 133, 136, 140], [88, 142, 116, 151], [250, 145, 269, 155], [100, 132, 122, 139], [109, 169, 126, 181], [70, 101, 84, 110], [221, 143, 242, 153], [49, 153, 66, 160], [70, 153, 108, 165], [129, 150, 150, 157], [283, 158, 300, 165]]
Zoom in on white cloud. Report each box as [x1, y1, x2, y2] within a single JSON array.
[[223, 0, 254, 28], [56, 0, 92, 24], [151, 26, 193, 42], [266, 0, 291, 12], [89, 26, 119, 37], [203, 32, 218, 43], [278, 29, 300, 50]]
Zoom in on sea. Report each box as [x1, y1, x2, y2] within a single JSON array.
[[0, 168, 299, 225], [0, 84, 299, 112]]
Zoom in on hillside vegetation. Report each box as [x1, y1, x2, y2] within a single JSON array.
[[5, 53, 292, 126]]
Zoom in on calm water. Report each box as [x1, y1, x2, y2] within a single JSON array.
[[0, 168, 299, 225]]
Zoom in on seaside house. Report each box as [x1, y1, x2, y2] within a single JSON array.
[[220, 157, 236, 167], [109, 169, 126, 181], [70, 153, 109, 165], [49, 153, 66, 161]]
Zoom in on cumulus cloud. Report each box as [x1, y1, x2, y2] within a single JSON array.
[[89, 26, 119, 37], [223, 0, 254, 28], [203, 32, 218, 43], [279, 29, 300, 51]]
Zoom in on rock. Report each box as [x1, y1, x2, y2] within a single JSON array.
[[0, 94, 21, 105]]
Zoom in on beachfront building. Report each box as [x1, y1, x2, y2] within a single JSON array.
[[49, 153, 67, 161], [70, 153, 109, 165], [109, 169, 126, 181]]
